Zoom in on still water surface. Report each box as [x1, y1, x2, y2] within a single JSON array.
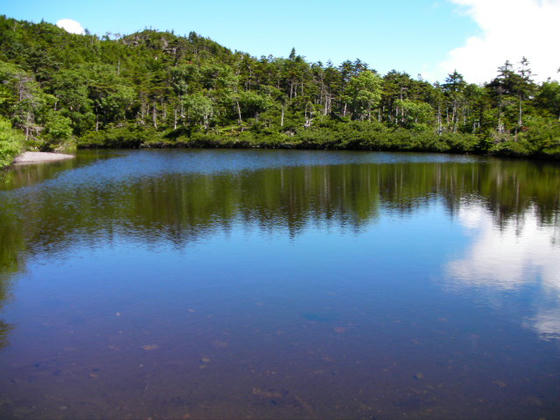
[[0, 150, 559, 419]]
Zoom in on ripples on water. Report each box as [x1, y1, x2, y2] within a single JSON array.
[[0, 150, 559, 419]]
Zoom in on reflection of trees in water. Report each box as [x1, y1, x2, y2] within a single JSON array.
[[0, 266, 13, 350], [0, 203, 22, 350], [0, 273, 14, 351], [0, 150, 116, 192], [0, 203, 25, 275], [1, 160, 559, 255], [0, 321, 12, 350]]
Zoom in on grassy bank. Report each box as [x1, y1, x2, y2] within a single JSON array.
[[0, 117, 24, 169], [77, 119, 560, 160]]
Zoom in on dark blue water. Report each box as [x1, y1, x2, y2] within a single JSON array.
[[0, 150, 559, 419]]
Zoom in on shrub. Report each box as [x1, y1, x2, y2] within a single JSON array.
[[0, 117, 24, 168]]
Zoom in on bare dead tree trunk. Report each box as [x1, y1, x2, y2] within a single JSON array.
[[140, 99, 146, 124], [180, 97, 184, 122], [437, 105, 442, 134], [281, 104, 284, 127], [452, 103, 457, 133], [518, 96, 523, 127], [498, 113, 503, 134], [236, 100, 242, 125]]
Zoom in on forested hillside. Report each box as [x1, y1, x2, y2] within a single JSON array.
[[0, 15, 559, 166]]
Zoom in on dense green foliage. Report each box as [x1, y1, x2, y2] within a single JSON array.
[[0, 116, 24, 168], [0, 15, 559, 167]]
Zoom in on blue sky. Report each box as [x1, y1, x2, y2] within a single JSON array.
[[3, 0, 559, 83]]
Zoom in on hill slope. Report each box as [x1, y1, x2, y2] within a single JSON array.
[[0, 15, 559, 165]]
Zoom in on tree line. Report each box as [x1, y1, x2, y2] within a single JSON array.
[[0, 15, 559, 166]]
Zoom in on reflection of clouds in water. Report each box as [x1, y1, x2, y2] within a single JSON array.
[[530, 308, 560, 341], [448, 205, 560, 290], [447, 204, 560, 339]]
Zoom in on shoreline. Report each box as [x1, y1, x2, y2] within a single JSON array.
[[76, 126, 560, 161], [13, 152, 75, 165], [77, 142, 560, 162]]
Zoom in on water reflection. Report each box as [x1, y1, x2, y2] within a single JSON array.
[[447, 204, 560, 339], [0, 285, 12, 351], [1, 153, 558, 254], [0, 152, 559, 339], [448, 205, 560, 290], [0, 150, 119, 191], [0, 150, 559, 418]]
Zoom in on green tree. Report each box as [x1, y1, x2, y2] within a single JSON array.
[[394, 99, 434, 129], [536, 81, 560, 120], [443, 71, 466, 132], [183, 93, 214, 130], [347, 71, 382, 121], [43, 110, 72, 150]]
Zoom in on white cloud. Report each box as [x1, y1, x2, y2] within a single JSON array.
[[437, 0, 560, 84], [56, 19, 85, 35]]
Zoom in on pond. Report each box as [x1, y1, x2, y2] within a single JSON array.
[[0, 149, 559, 419]]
